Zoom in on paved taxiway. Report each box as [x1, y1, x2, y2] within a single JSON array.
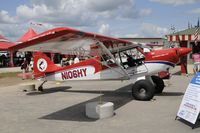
[[0, 75, 199, 133]]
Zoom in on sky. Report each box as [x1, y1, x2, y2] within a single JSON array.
[[0, 0, 200, 41]]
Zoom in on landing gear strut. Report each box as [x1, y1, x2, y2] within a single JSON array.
[[38, 80, 47, 91]]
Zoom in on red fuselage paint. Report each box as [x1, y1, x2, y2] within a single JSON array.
[[61, 68, 87, 80]]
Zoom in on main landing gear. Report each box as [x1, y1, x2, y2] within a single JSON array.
[[38, 80, 47, 91], [131, 75, 165, 101], [151, 75, 165, 94], [132, 79, 155, 101]]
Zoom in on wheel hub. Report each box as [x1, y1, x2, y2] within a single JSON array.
[[139, 88, 146, 96]]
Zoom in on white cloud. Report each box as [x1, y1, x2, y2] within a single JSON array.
[[123, 33, 141, 38], [139, 9, 152, 16], [99, 24, 110, 35], [87, 0, 125, 12], [0, 0, 153, 40], [114, 1, 152, 19], [16, 1, 96, 26], [190, 8, 200, 14], [0, 10, 16, 24], [140, 23, 169, 37], [0, 24, 27, 41], [31, 0, 61, 8], [149, 0, 200, 5], [16, 4, 51, 20], [15, 0, 151, 26]]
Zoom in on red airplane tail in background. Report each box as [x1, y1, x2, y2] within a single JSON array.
[[33, 52, 61, 78]]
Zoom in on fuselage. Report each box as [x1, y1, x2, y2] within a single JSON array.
[[144, 47, 191, 74], [34, 47, 191, 81]]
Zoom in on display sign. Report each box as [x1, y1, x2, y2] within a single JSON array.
[[177, 72, 200, 124]]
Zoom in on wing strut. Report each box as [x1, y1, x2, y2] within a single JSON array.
[[96, 42, 130, 79]]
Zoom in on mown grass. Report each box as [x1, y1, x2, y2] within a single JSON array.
[[0, 72, 21, 79]]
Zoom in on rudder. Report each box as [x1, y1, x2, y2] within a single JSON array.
[[33, 52, 61, 78]]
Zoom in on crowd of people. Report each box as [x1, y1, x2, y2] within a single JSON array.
[[0, 53, 10, 67], [61, 55, 80, 66], [0, 52, 32, 68]]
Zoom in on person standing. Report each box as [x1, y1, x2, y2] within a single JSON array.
[[192, 53, 200, 73], [69, 58, 74, 65], [74, 56, 80, 64], [21, 58, 28, 80]]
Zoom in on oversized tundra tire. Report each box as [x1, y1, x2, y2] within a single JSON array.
[[151, 75, 165, 94], [132, 80, 155, 101]]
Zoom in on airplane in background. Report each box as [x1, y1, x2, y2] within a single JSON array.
[[9, 27, 191, 101]]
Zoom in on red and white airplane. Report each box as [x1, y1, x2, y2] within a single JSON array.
[[9, 27, 191, 101]]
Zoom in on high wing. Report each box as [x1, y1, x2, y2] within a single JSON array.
[[9, 27, 137, 55]]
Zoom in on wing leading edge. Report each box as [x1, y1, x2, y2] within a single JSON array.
[[9, 27, 135, 54]]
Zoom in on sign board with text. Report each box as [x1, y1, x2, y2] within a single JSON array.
[[177, 72, 200, 124]]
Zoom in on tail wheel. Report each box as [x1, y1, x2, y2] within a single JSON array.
[[151, 75, 165, 94], [38, 86, 43, 92], [132, 80, 155, 101]]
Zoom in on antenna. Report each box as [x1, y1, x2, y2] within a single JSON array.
[[188, 21, 190, 29], [170, 25, 176, 33]]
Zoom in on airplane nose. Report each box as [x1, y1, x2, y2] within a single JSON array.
[[176, 48, 192, 57]]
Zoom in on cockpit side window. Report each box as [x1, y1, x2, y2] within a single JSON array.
[[118, 47, 145, 69]]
